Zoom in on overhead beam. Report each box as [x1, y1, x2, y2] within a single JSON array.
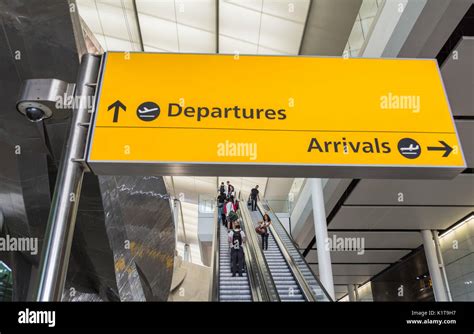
[[299, 0, 362, 56]]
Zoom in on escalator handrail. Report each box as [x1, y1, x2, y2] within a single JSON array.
[[257, 200, 333, 301], [240, 221, 264, 302], [209, 208, 220, 301]]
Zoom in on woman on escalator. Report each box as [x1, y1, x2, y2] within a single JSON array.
[[259, 213, 271, 251]]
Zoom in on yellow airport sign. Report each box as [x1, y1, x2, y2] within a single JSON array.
[[86, 52, 465, 178]]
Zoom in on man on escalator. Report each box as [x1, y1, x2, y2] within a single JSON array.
[[228, 222, 246, 277], [217, 191, 226, 226], [250, 185, 260, 211]]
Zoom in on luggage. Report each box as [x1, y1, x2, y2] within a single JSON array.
[[255, 226, 265, 235], [228, 211, 239, 223]]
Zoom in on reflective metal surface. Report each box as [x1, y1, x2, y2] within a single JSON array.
[[35, 53, 101, 301], [16, 79, 74, 121], [0, 0, 82, 300], [99, 175, 175, 301]]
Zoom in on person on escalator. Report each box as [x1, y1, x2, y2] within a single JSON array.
[[224, 196, 236, 230], [228, 222, 246, 277], [217, 191, 226, 226], [259, 213, 272, 251], [250, 185, 259, 211], [219, 182, 226, 195], [226, 181, 235, 198]]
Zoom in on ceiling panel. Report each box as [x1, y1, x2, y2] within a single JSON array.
[[219, 0, 310, 55], [311, 263, 389, 276], [225, 0, 262, 12], [441, 37, 474, 117], [77, 0, 142, 51], [259, 13, 305, 54], [262, 0, 310, 23], [176, 0, 216, 32], [300, 0, 362, 56], [136, 0, 174, 20], [359, 0, 379, 20], [334, 285, 349, 293], [333, 275, 371, 285], [456, 120, 474, 168], [329, 206, 474, 230], [177, 24, 215, 53], [256, 46, 286, 55], [219, 1, 261, 44], [306, 249, 410, 263], [323, 231, 422, 249], [219, 35, 258, 54], [345, 174, 474, 206], [335, 291, 347, 299], [136, 0, 216, 53], [138, 14, 178, 51]]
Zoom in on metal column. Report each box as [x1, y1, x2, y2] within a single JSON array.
[[421, 230, 449, 301], [310, 178, 335, 300], [35, 54, 101, 301], [433, 230, 453, 301], [348, 284, 356, 301]]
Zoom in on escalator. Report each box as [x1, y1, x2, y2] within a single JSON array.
[[250, 210, 305, 301], [249, 199, 332, 302], [210, 196, 331, 302], [217, 222, 252, 301], [210, 208, 280, 302]]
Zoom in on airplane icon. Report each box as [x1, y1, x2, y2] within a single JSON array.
[[136, 102, 160, 121], [400, 144, 420, 154], [138, 106, 159, 117]]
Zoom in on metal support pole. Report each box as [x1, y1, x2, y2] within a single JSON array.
[[421, 230, 448, 301], [347, 284, 355, 301], [173, 198, 179, 248], [35, 54, 100, 301], [310, 178, 335, 300], [433, 230, 453, 301]]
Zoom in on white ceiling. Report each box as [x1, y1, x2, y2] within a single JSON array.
[[77, 0, 311, 55], [77, 0, 142, 51]]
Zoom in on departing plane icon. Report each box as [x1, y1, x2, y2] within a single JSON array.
[[138, 106, 159, 117], [136, 102, 160, 121], [399, 144, 420, 154]]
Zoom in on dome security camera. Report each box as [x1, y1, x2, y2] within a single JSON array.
[[16, 79, 75, 122], [17, 103, 53, 122], [25, 106, 48, 122]]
